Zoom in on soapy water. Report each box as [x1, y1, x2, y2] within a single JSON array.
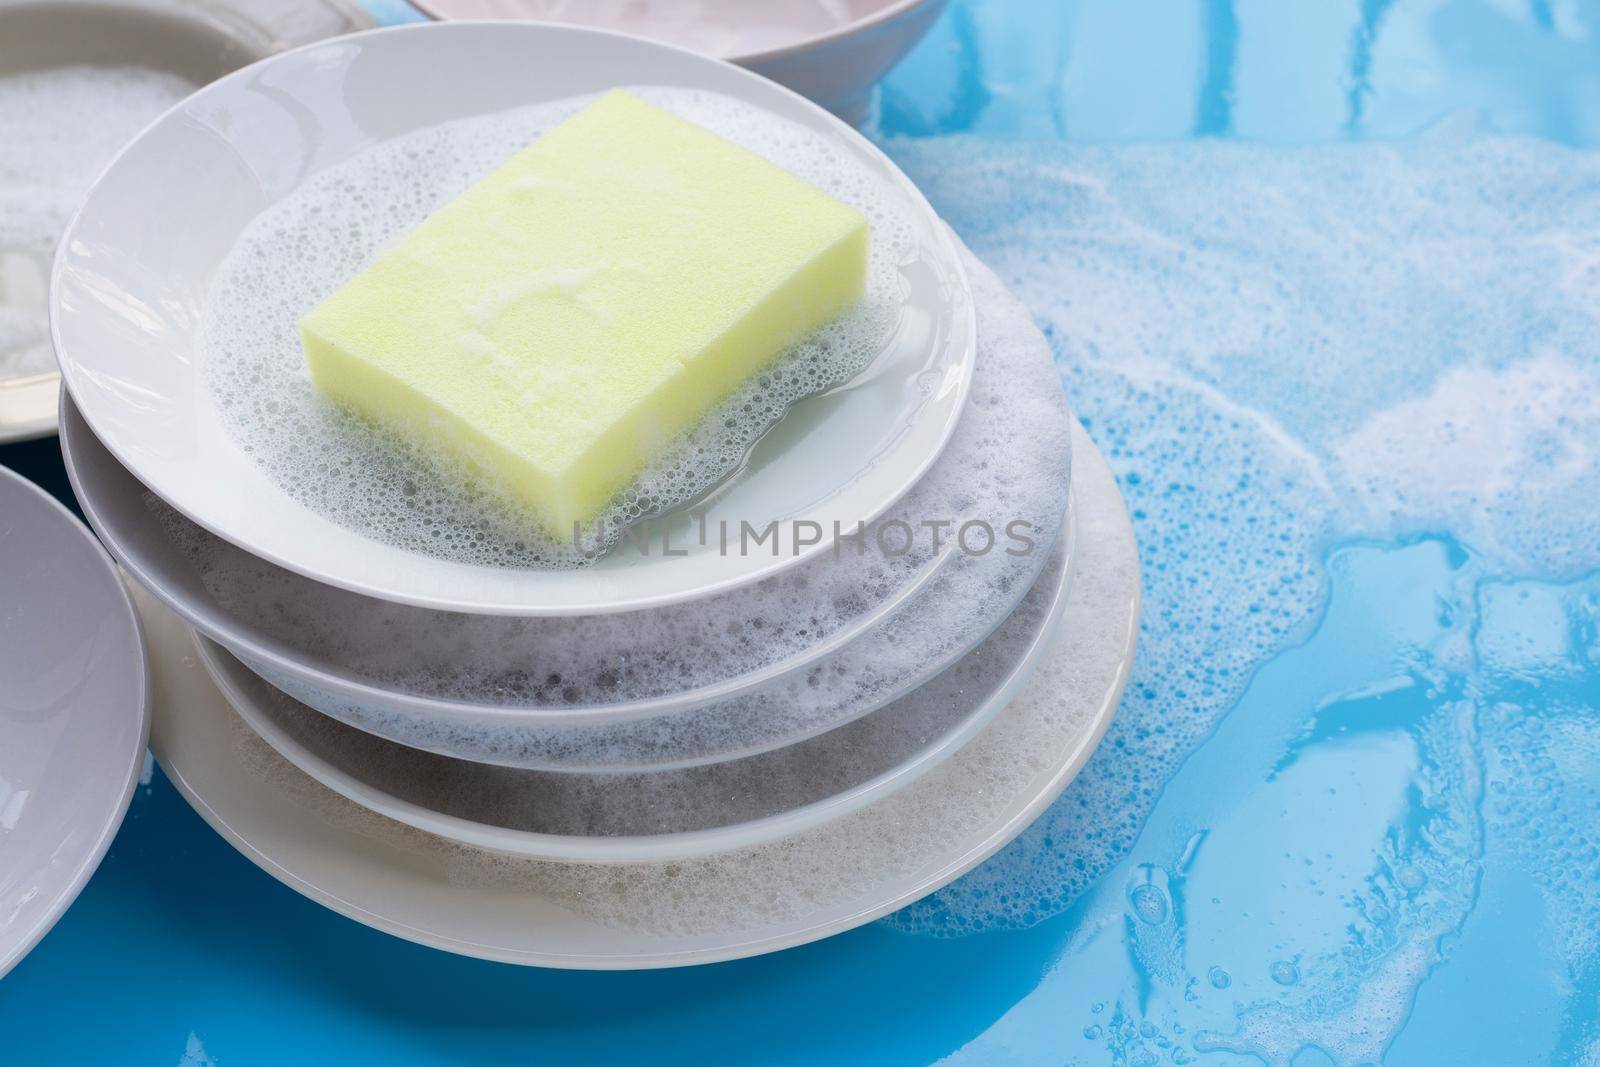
[[204, 86, 918, 567], [144, 249, 1068, 768], [860, 119, 1600, 1062], [210, 421, 1130, 939], [0, 65, 194, 378], [206, 534, 1064, 840]]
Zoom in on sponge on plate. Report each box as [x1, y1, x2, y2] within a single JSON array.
[[299, 89, 869, 537]]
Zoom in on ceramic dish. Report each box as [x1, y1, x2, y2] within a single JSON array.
[[61, 250, 1068, 771], [195, 517, 1069, 863], [138, 418, 1138, 967], [0, 465, 149, 978], [52, 21, 975, 615], [408, 0, 950, 123], [0, 0, 371, 444]]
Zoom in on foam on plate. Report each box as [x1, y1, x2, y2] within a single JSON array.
[[214, 429, 1133, 939], [212, 536, 1061, 843], [203, 86, 913, 564], [151, 249, 1070, 768], [0, 65, 194, 378]]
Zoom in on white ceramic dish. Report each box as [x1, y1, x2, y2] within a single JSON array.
[[0, 0, 372, 444], [138, 421, 1138, 967], [408, 0, 949, 123], [61, 249, 1066, 771], [195, 512, 1070, 863], [0, 464, 149, 979], [52, 21, 975, 616]]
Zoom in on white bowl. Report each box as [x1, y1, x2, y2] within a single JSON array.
[[0, 0, 372, 444], [63, 247, 1070, 771], [52, 21, 974, 615], [409, 0, 949, 124]]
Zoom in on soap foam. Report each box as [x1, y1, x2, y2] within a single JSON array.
[[0, 65, 194, 378], [203, 86, 917, 565], [212, 429, 1132, 943], [873, 118, 1600, 939], [152, 250, 1071, 768], [213, 535, 1062, 841]]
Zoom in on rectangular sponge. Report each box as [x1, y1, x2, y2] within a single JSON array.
[[300, 89, 869, 536]]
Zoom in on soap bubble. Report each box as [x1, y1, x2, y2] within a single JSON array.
[[0, 66, 194, 378]]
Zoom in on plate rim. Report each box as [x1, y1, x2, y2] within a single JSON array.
[[0, 465, 151, 979], [140, 420, 1137, 969], [59, 389, 1059, 744], [191, 505, 1076, 863], [50, 19, 976, 616]]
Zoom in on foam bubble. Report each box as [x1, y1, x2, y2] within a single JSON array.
[[202, 86, 917, 566], [890, 362, 1336, 932], [875, 116, 1600, 935], [209, 535, 1063, 841], [206, 430, 1132, 943], [144, 249, 1071, 768], [1335, 354, 1600, 577], [0, 65, 194, 378]]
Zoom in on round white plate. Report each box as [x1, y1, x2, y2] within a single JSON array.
[[193, 509, 1071, 863], [52, 21, 974, 615], [0, 0, 372, 445], [60, 247, 1065, 771], [139, 421, 1137, 968], [0, 464, 149, 979]]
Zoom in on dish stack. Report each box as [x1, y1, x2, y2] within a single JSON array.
[[49, 24, 1139, 965]]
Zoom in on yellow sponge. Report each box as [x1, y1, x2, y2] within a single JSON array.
[[300, 89, 869, 536]]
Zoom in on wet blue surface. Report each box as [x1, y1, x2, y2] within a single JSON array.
[[5, 1, 1600, 1063]]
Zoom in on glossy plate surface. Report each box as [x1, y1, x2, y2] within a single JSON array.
[[0, 464, 148, 978], [52, 21, 974, 615]]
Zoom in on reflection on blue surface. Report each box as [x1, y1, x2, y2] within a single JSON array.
[[5, 1, 1600, 1063], [946, 540, 1600, 1064], [879, 0, 1600, 145]]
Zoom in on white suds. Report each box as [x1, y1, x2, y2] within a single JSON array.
[[0, 65, 193, 377]]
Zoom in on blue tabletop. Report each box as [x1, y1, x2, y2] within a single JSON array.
[[6, 1, 1600, 1063]]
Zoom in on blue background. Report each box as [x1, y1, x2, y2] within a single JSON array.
[[6, 1, 1600, 1063]]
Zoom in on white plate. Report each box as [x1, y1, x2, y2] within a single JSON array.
[[60, 247, 1065, 771], [0, 0, 372, 444], [52, 21, 974, 615], [0, 465, 149, 978], [139, 422, 1138, 968], [194, 509, 1071, 863]]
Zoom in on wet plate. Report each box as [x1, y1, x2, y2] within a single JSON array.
[[0, 465, 148, 978], [139, 420, 1135, 968], [0, 0, 370, 443], [60, 248, 1061, 770], [53, 22, 974, 615], [194, 515, 1071, 863]]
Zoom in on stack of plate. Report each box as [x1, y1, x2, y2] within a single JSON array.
[[49, 23, 1138, 966]]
